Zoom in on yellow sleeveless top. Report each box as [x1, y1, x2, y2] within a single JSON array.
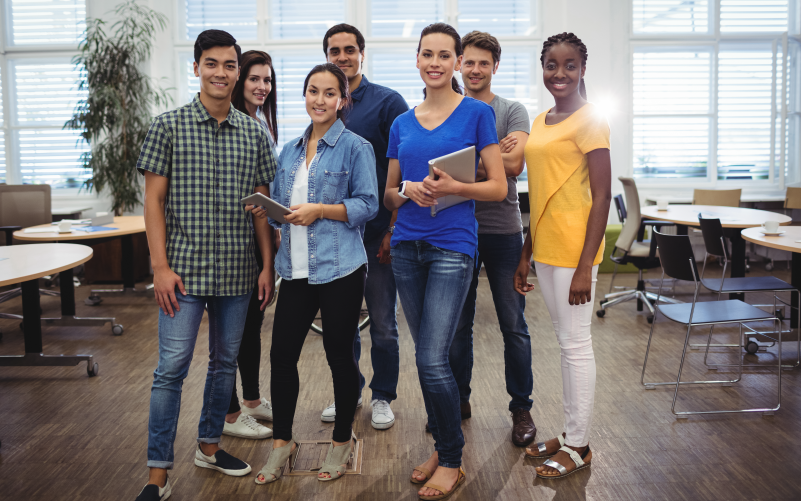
[[524, 103, 610, 268]]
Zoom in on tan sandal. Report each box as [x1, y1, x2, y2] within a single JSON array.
[[419, 466, 465, 500], [525, 433, 565, 459], [317, 433, 355, 482], [410, 464, 433, 484], [255, 439, 297, 484], [535, 445, 591, 479]]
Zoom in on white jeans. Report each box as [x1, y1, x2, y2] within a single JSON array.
[[534, 261, 598, 448]]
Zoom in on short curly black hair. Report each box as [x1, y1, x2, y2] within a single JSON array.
[[540, 32, 587, 67]]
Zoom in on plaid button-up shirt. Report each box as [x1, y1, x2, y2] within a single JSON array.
[[137, 94, 276, 296]]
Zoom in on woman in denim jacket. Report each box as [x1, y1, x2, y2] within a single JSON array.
[[252, 63, 378, 485]]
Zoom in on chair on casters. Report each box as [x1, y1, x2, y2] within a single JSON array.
[[0, 186, 61, 333], [694, 217, 799, 368], [641, 230, 782, 417], [597, 177, 681, 323]]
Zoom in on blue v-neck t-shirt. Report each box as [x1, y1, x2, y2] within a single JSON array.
[[387, 97, 498, 257]]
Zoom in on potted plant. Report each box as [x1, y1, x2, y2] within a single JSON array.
[[65, 1, 172, 216]]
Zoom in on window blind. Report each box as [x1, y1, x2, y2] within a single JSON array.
[[185, 0, 258, 41], [633, 50, 711, 178], [0, 69, 4, 184], [271, 0, 344, 39], [371, 0, 445, 37], [7, 0, 86, 46], [457, 0, 535, 36], [370, 50, 426, 107], [12, 61, 90, 186], [717, 46, 774, 180], [271, 53, 320, 146], [720, 1, 788, 33], [632, 0, 709, 34]]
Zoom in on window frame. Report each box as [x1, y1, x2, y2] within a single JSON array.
[[629, 0, 801, 189]]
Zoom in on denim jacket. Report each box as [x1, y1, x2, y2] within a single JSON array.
[[270, 119, 378, 284]]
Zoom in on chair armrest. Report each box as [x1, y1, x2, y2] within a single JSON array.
[[0, 226, 21, 246]]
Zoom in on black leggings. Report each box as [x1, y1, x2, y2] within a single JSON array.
[[270, 266, 365, 443], [228, 284, 266, 414]]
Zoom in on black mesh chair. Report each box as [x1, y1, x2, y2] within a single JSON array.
[[641, 230, 782, 417], [695, 217, 799, 367]]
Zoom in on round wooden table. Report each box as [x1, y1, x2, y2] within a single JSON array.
[[742, 226, 801, 328], [642, 205, 791, 300], [0, 243, 99, 375], [14, 216, 148, 304]]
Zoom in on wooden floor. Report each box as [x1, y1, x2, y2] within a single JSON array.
[[1, 262, 801, 500]]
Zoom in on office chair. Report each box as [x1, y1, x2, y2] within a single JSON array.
[[695, 217, 799, 367], [641, 230, 782, 417], [597, 177, 682, 323], [692, 188, 741, 207]]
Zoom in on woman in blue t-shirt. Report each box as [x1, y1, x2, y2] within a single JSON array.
[[384, 22, 507, 500]]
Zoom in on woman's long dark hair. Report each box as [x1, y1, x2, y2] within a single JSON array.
[[417, 23, 463, 99], [541, 32, 588, 99], [232, 50, 278, 143], [302, 63, 352, 123]]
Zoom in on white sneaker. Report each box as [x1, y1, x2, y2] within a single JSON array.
[[240, 397, 273, 421], [321, 396, 363, 422], [223, 413, 273, 439], [370, 399, 395, 430]]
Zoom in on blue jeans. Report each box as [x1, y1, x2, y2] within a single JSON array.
[[354, 234, 400, 401], [391, 241, 472, 469], [451, 232, 533, 411], [147, 292, 252, 469]]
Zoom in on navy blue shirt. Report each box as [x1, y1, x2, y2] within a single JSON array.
[[343, 76, 409, 242], [388, 97, 498, 258]]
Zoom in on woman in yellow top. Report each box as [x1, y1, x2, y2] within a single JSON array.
[[514, 32, 611, 480]]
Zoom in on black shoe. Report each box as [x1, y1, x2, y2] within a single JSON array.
[[194, 445, 252, 476], [134, 477, 171, 501]]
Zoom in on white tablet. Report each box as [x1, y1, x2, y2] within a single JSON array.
[[428, 146, 476, 217], [240, 193, 293, 224]]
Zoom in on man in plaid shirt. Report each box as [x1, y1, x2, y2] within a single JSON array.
[[134, 30, 276, 501]]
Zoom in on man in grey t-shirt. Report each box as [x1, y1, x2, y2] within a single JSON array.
[[450, 31, 536, 447]]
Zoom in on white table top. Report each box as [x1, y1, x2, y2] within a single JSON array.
[[641, 205, 792, 229], [14, 216, 146, 241], [742, 226, 801, 253], [0, 243, 93, 287], [645, 195, 786, 204]]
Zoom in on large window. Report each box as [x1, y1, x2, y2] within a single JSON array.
[[0, 0, 89, 189], [631, 0, 800, 186], [179, 0, 539, 153]]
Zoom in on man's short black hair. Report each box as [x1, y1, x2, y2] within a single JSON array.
[[194, 29, 242, 64], [323, 23, 365, 55]]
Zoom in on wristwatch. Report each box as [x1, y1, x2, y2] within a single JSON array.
[[388, 225, 396, 235], [398, 181, 410, 199]]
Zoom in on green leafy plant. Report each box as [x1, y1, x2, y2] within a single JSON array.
[[65, 1, 172, 215]]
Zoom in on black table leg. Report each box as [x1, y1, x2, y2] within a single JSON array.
[[42, 267, 117, 334], [729, 230, 746, 301], [792, 253, 800, 329], [0, 279, 97, 374], [121, 234, 135, 289]]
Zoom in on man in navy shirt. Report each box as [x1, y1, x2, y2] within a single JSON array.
[[319, 23, 409, 430]]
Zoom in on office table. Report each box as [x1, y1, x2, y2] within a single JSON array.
[[14, 216, 149, 305], [743, 226, 801, 328], [0, 244, 99, 375], [641, 205, 792, 300]]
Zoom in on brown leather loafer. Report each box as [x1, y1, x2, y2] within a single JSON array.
[[424, 402, 473, 432], [511, 409, 537, 447]]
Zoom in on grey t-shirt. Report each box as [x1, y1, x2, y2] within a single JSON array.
[[474, 95, 530, 234]]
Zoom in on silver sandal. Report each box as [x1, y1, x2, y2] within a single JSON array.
[[525, 433, 565, 459], [536, 445, 591, 479], [255, 438, 297, 484], [317, 433, 355, 482]]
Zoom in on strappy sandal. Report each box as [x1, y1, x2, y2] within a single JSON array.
[[410, 464, 433, 484], [317, 433, 355, 482], [536, 445, 591, 479], [525, 433, 565, 459], [255, 438, 297, 484], [419, 466, 465, 500]]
